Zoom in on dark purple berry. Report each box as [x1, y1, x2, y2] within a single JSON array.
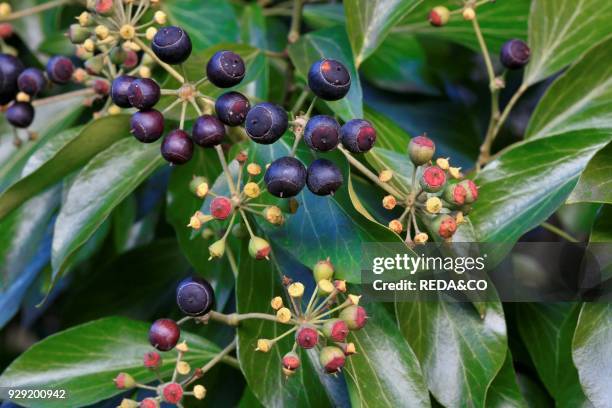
[[127, 78, 160, 110], [161, 129, 194, 165], [307, 59, 350, 101], [206, 50, 245, 88], [149, 318, 180, 351], [6, 102, 34, 128], [264, 156, 306, 198], [130, 110, 164, 143], [17, 68, 46, 97], [192, 114, 225, 147], [245, 102, 288, 144], [152, 26, 192, 65], [111, 75, 136, 108], [306, 158, 343, 196], [500, 39, 530, 70], [0, 53, 24, 105], [304, 115, 340, 152], [176, 276, 215, 316], [46, 56, 74, 84], [340, 119, 376, 153], [215, 91, 250, 126]]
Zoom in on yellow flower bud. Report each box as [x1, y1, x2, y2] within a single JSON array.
[[123, 40, 140, 51], [456, 211, 465, 224], [119, 399, 138, 408], [449, 167, 462, 179], [175, 341, 189, 352], [348, 294, 361, 305], [145, 27, 158, 41], [287, 282, 304, 298], [318, 279, 335, 295], [119, 24, 135, 40], [276, 307, 292, 323], [78, 12, 91, 27], [382, 195, 396, 210], [462, 7, 476, 21], [425, 197, 442, 214], [195, 182, 209, 198], [16, 92, 30, 103], [256, 339, 272, 352], [436, 157, 450, 170], [95, 25, 109, 40], [379, 169, 393, 183], [345, 342, 356, 355], [247, 163, 261, 176], [83, 38, 95, 52], [108, 105, 121, 115], [176, 361, 191, 375], [243, 182, 260, 198], [193, 385, 206, 400], [264, 206, 284, 225], [139, 66, 151, 78], [388, 219, 403, 234], [414, 232, 429, 245], [270, 296, 283, 310], [154, 10, 167, 24], [0, 3, 12, 17]]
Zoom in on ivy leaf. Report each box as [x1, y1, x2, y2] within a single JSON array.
[[288, 26, 363, 121], [303, 3, 345, 30], [344, 0, 421, 67], [0, 317, 222, 408], [345, 303, 430, 408], [395, 301, 507, 408], [524, 0, 612, 86], [0, 116, 132, 220], [468, 130, 612, 243], [363, 105, 411, 153], [51, 138, 165, 286], [526, 37, 612, 139], [241, 4, 270, 101], [572, 303, 612, 408], [567, 142, 612, 204], [485, 352, 528, 408]]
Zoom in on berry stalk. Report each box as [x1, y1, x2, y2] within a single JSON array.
[[184, 339, 237, 386], [0, 0, 71, 22], [133, 37, 185, 83]]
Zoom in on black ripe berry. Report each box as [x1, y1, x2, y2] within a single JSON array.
[[149, 318, 180, 351], [306, 159, 343, 196], [0, 53, 24, 105], [176, 276, 215, 316], [340, 119, 376, 153], [46, 56, 74, 84], [130, 110, 164, 143], [17, 68, 46, 97], [308, 59, 350, 101], [111, 75, 136, 108], [245, 102, 288, 144], [127, 78, 161, 110], [215, 91, 250, 126], [152, 26, 192, 65], [206, 50, 246, 88], [192, 114, 225, 147], [500, 39, 530, 70], [304, 115, 340, 152], [6, 102, 35, 128], [161, 129, 194, 165], [264, 156, 307, 198]]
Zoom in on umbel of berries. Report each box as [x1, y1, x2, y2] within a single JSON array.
[[308, 58, 351, 101], [176, 276, 215, 316], [152, 26, 192, 64], [500, 39, 531, 70]]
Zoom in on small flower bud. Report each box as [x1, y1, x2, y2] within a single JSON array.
[[420, 165, 447, 193], [247, 163, 261, 176], [462, 7, 475, 20], [94, 25, 109, 40], [83, 38, 95, 52], [256, 338, 272, 352], [340, 305, 368, 330], [154, 10, 167, 24], [414, 232, 429, 245], [458, 179, 478, 203], [113, 372, 135, 389], [408, 135, 435, 165], [78, 12, 92, 27], [146, 27, 158, 41], [143, 351, 162, 369], [436, 157, 450, 170], [193, 385, 207, 400], [443, 181, 467, 206], [139, 66, 152, 78], [388, 219, 403, 234], [320, 346, 346, 374], [123, 49, 139, 68], [448, 167, 462, 179], [288, 282, 305, 298], [93, 79, 110, 95], [189, 176, 207, 196], [313, 259, 334, 282], [108, 105, 121, 115], [425, 197, 442, 214], [140, 398, 159, 408], [264, 206, 284, 225], [0, 3, 12, 17], [210, 196, 233, 220], [176, 361, 191, 375], [85, 54, 105, 75], [208, 239, 226, 259], [16, 92, 30, 103], [95, 0, 114, 16], [68, 24, 90, 44], [282, 351, 301, 372], [432, 214, 457, 239], [378, 169, 393, 183], [270, 296, 283, 310], [296, 325, 319, 349], [455, 211, 465, 224], [187, 211, 204, 229], [334, 280, 347, 293], [175, 341, 189, 353], [236, 151, 248, 163], [249, 236, 271, 260], [323, 319, 349, 342], [318, 279, 335, 295], [429, 6, 450, 27], [276, 307, 292, 323], [119, 24, 136, 40], [162, 382, 183, 404], [348, 294, 361, 305], [382, 195, 397, 210], [243, 182, 260, 198], [338, 342, 357, 356], [118, 399, 139, 408]]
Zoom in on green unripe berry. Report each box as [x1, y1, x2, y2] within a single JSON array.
[[313, 259, 334, 282]]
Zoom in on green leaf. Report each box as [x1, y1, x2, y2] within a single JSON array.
[[396, 301, 507, 408], [526, 37, 612, 139], [363, 105, 411, 153], [0, 115, 132, 220], [303, 4, 345, 30], [515, 303, 589, 406], [344, 0, 421, 66], [393, 0, 529, 53], [0, 317, 221, 408], [241, 4, 270, 100], [573, 303, 612, 408], [345, 303, 430, 408], [467, 129, 612, 242], [590, 205, 612, 243], [288, 26, 363, 121], [51, 138, 165, 284], [235, 248, 333, 407], [162, 0, 238, 51], [567, 142, 612, 204], [485, 352, 528, 408], [524, 0, 612, 86]]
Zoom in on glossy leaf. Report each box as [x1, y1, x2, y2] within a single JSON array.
[[395, 301, 507, 408], [363, 105, 411, 153], [0, 317, 221, 408], [288, 26, 363, 121], [345, 303, 430, 408], [344, 0, 421, 66], [241, 4, 270, 100], [485, 352, 528, 408], [0, 116, 131, 220], [568, 142, 612, 204], [52, 138, 165, 284], [303, 3, 345, 29], [526, 37, 612, 139]]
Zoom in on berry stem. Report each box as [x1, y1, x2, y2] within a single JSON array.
[[311, 299, 351, 321], [291, 89, 309, 114], [162, 97, 183, 114], [194, 76, 208, 88], [133, 37, 185, 83], [31, 88, 96, 107], [541, 221, 579, 243], [238, 208, 256, 238], [208, 310, 279, 326], [287, 0, 305, 43], [214, 145, 238, 196], [309, 289, 338, 317], [184, 339, 237, 386], [0, 0, 71, 22], [304, 285, 320, 316], [179, 101, 187, 130], [177, 316, 193, 325], [225, 245, 239, 278]]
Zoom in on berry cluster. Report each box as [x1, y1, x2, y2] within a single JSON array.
[[255, 259, 367, 376]]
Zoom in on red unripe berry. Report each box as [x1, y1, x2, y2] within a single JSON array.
[[444, 182, 467, 206], [433, 214, 457, 239], [0, 23, 13, 39], [123, 50, 139, 69], [113, 372, 135, 389], [319, 346, 346, 374], [429, 6, 450, 27], [340, 305, 368, 330], [93, 79, 110, 95], [143, 351, 162, 369], [323, 318, 349, 342], [296, 325, 319, 349], [95, 0, 114, 15], [282, 351, 301, 371], [210, 196, 233, 220], [408, 135, 435, 165], [140, 398, 159, 408], [420, 165, 447, 192], [162, 382, 183, 404], [459, 179, 478, 203], [149, 318, 180, 351]]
